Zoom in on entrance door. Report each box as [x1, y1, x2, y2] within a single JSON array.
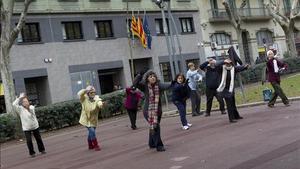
[[242, 31, 251, 64], [99, 74, 114, 94]]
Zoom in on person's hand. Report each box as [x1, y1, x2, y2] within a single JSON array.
[[185, 78, 189, 84], [19, 93, 26, 98], [86, 85, 95, 92], [244, 64, 250, 69]]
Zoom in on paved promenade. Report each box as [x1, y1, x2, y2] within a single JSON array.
[[1, 101, 299, 169]]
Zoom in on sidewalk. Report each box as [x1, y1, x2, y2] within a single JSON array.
[[161, 96, 300, 118]]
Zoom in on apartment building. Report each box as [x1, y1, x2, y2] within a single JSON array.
[[0, 0, 204, 112], [197, 0, 300, 64]]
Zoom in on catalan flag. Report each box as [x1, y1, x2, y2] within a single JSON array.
[[131, 15, 139, 38], [138, 17, 147, 48]]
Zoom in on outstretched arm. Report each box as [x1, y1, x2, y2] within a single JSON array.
[[235, 64, 250, 73]]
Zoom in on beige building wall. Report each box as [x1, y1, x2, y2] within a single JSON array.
[[197, 0, 289, 63]]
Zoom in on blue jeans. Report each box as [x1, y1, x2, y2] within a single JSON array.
[[173, 101, 188, 126], [87, 127, 96, 140]]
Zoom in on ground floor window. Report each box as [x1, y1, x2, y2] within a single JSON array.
[[70, 71, 98, 99]]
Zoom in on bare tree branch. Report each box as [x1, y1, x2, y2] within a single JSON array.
[[266, 3, 289, 28], [222, 0, 239, 29], [291, 0, 300, 19], [8, 0, 32, 49]]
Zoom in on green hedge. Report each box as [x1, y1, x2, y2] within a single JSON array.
[[0, 114, 17, 142], [239, 57, 300, 84], [0, 90, 126, 142]]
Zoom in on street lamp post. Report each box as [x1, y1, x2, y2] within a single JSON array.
[[155, 0, 175, 79]]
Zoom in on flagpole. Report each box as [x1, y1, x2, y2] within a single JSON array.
[[126, 2, 135, 81]]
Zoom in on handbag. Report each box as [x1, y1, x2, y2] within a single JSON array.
[[263, 88, 272, 101]]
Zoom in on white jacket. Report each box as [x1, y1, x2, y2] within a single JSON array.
[[13, 98, 39, 131]]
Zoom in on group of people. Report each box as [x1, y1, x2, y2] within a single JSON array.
[[13, 48, 290, 157]]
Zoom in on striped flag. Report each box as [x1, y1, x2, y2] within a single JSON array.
[[131, 15, 140, 38], [138, 17, 147, 48]]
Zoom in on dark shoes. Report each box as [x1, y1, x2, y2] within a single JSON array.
[[156, 146, 166, 152], [236, 116, 243, 120], [29, 154, 36, 158], [268, 104, 274, 108], [221, 111, 227, 115], [204, 113, 210, 117], [229, 119, 238, 123], [192, 113, 200, 117], [131, 126, 137, 130], [41, 151, 47, 155]]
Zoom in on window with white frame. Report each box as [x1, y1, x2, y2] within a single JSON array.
[[62, 21, 83, 40], [256, 30, 273, 46], [179, 18, 194, 33], [94, 20, 113, 38], [17, 23, 41, 43], [210, 33, 232, 45], [70, 71, 97, 99], [155, 18, 169, 35]]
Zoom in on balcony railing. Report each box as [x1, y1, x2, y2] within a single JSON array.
[[208, 8, 271, 22]]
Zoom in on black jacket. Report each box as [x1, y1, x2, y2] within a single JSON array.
[[200, 61, 222, 90]]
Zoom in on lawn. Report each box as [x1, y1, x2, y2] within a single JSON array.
[[208, 73, 300, 109]]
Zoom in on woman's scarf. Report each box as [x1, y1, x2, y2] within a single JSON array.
[[217, 65, 235, 93], [273, 59, 279, 73], [148, 83, 160, 129]]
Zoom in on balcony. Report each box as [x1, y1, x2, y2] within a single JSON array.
[[208, 8, 271, 23]]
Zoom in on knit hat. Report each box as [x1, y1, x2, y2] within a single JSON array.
[[142, 70, 159, 84]]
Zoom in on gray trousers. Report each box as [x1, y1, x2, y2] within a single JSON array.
[[190, 90, 201, 115]]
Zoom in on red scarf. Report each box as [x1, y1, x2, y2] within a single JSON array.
[[148, 83, 160, 129]]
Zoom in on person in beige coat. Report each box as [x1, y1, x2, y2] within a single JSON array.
[[78, 85, 103, 151]]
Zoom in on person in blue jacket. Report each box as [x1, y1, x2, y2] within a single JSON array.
[[171, 73, 192, 130]]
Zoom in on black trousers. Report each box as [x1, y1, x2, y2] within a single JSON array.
[[206, 88, 225, 115], [190, 90, 201, 115], [268, 82, 289, 105], [144, 113, 164, 149], [24, 128, 45, 155], [127, 109, 137, 128], [221, 92, 241, 121]]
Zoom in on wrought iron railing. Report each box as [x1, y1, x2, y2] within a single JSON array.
[[208, 8, 270, 20]]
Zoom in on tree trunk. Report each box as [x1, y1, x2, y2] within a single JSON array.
[[236, 29, 246, 63], [0, 46, 16, 115], [283, 28, 298, 57]]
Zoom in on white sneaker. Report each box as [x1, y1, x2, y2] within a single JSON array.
[[182, 126, 189, 130], [187, 123, 192, 127]]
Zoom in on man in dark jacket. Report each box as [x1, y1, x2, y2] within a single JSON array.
[[200, 58, 226, 117], [266, 50, 289, 107]]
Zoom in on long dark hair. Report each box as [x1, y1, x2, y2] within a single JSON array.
[[174, 73, 186, 83]]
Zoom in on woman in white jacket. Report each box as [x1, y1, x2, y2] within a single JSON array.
[[13, 93, 46, 158]]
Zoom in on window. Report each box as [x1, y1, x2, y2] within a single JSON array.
[[94, 20, 113, 38], [210, 33, 232, 45], [180, 18, 194, 33], [17, 23, 41, 43], [155, 19, 169, 35], [256, 30, 273, 46], [70, 71, 97, 99], [62, 21, 83, 40], [160, 62, 172, 82], [186, 59, 199, 69]]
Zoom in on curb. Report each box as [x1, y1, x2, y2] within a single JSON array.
[[162, 96, 300, 118]]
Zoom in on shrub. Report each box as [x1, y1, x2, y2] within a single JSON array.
[[0, 114, 17, 142], [0, 90, 126, 142], [240, 57, 300, 84]]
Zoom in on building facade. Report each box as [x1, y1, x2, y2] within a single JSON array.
[[197, 0, 300, 64], [0, 0, 204, 111]]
